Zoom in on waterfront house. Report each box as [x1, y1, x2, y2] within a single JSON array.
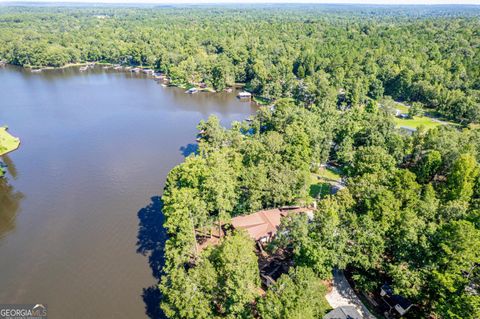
[[231, 207, 313, 243]]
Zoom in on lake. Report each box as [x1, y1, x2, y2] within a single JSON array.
[[0, 65, 256, 318]]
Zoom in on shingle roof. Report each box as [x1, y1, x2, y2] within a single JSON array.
[[323, 306, 362, 319], [231, 207, 312, 241]]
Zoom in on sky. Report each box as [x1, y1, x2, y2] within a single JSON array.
[[1, 0, 479, 4]]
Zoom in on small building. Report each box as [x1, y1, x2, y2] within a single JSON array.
[[380, 284, 413, 316], [231, 207, 313, 243], [237, 91, 252, 99], [324, 306, 362, 319]]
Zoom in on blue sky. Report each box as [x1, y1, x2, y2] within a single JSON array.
[[1, 0, 479, 4]]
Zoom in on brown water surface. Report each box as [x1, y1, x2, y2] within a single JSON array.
[[0, 65, 256, 318]]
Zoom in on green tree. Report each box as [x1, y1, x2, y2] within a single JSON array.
[[444, 154, 479, 202], [430, 220, 480, 319], [257, 267, 330, 319]]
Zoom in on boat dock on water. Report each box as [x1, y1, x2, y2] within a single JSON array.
[[185, 87, 198, 94], [237, 91, 252, 99]]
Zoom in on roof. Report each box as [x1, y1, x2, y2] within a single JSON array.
[[381, 284, 413, 310], [391, 294, 412, 310], [231, 207, 312, 241], [323, 306, 362, 319]]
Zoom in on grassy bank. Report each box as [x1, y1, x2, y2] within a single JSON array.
[[0, 127, 20, 156]]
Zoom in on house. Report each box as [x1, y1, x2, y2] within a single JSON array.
[[380, 284, 413, 316], [324, 306, 362, 319], [230, 207, 313, 243], [237, 91, 252, 99]]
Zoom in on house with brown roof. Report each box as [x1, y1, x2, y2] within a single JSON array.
[[231, 207, 313, 243]]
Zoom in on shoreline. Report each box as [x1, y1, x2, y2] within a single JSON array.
[[1, 61, 271, 106]]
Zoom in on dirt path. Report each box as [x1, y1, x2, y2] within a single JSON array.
[[326, 269, 378, 319]]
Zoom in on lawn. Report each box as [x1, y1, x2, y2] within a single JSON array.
[[309, 182, 332, 198], [315, 166, 343, 182], [394, 116, 442, 130], [309, 166, 343, 199], [393, 102, 410, 113], [0, 127, 20, 156], [252, 96, 272, 106]]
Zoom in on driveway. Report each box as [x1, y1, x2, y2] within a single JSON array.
[[325, 269, 378, 319]]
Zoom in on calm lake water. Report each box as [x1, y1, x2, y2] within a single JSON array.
[[0, 65, 256, 318]]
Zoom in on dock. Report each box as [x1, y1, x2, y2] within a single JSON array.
[[237, 91, 252, 99], [185, 87, 198, 94]]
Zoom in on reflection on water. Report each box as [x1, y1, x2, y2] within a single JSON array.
[[137, 196, 167, 319], [179, 143, 199, 158], [0, 65, 255, 318], [2, 155, 18, 179], [0, 175, 23, 240]]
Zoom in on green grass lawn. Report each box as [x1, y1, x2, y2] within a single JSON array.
[[393, 102, 410, 113], [309, 166, 343, 199], [0, 127, 20, 156], [309, 182, 331, 198], [252, 96, 271, 106], [394, 116, 442, 130], [315, 166, 343, 182]]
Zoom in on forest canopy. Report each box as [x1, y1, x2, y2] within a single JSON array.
[[0, 5, 479, 123]]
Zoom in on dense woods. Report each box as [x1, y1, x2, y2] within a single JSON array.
[[2, 5, 479, 318], [1, 5, 479, 123], [162, 95, 480, 318]]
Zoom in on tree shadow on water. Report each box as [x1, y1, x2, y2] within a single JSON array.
[[179, 143, 199, 157], [137, 196, 168, 319]]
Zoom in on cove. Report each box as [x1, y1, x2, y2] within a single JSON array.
[[0, 65, 256, 318]]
